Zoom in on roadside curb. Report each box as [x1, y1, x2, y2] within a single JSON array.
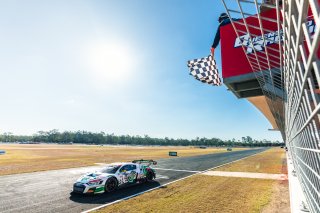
[[287, 152, 309, 213]]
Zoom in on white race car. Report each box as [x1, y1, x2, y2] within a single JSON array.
[[72, 160, 157, 195]]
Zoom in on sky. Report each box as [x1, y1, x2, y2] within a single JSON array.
[[0, 0, 282, 141]]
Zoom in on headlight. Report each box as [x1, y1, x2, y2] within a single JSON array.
[[74, 182, 83, 187]]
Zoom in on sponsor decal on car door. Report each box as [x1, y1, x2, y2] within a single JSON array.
[[118, 164, 137, 185]]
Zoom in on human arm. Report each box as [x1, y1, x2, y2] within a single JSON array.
[[211, 26, 221, 49]]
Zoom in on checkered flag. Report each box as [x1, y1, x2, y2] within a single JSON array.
[[187, 55, 222, 86]]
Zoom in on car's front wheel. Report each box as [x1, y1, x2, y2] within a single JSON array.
[[105, 178, 117, 192]]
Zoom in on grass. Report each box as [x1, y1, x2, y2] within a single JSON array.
[[96, 176, 275, 213], [0, 144, 247, 176], [213, 148, 287, 174], [95, 148, 289, 213]]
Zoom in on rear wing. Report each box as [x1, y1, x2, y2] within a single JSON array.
[[132, 159, 157, 166]]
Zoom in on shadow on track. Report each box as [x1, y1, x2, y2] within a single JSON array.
[[69, 181, 161, 205]]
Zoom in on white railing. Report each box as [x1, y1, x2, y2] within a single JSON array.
[[220, 0, 320, 212]]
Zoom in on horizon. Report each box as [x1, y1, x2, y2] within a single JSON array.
[[0, 129, 282, 142]]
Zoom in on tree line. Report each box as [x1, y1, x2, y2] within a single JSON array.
[[0, 130, 284, 147]]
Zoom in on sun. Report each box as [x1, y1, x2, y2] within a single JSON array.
[[86, 40, 135, 86]]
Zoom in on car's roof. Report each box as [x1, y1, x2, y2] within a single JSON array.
[[107, 162, 134, 166]]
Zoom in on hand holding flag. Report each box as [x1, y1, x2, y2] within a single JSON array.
[[211, 47, 215, 56]]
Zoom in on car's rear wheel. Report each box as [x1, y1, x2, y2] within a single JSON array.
[[146, 171, 154, 182], [105, 178, 117, 192]]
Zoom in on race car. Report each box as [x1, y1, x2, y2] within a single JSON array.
[[72, 159, 157, 194]]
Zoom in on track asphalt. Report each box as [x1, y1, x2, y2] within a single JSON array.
[[0, 148, 267, 213]]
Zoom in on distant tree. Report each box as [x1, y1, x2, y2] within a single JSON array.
[[0, 130, 283, 147]]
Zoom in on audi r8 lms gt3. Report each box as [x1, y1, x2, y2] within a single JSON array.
[[72, 160, 157, 194]]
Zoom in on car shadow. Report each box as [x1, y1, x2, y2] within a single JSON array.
[[69, 181, 161, 204]]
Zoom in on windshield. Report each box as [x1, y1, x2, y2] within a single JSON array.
[[99, 165, 121, 174]]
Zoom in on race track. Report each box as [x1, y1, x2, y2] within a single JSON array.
[[0, 148, 267, 213]]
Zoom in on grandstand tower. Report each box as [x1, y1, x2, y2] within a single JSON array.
[[219, 0, 320, 212]]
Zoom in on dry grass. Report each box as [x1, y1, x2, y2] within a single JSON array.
[[213, 148, 286, 174], [262, 150, 290, 213], [212, 147, 290, 213], [96, 176, 275, 213], [262, 181, 290, 213], [0, 144, 246, 176]]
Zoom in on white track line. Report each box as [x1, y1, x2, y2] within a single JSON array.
[[154, 168, 200, 173], [201, 171, 288, 180], [82, 149, 266, 213]]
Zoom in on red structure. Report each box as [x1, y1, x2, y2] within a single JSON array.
[[221, 8, 317, 79], [219, 5, 318, 130]]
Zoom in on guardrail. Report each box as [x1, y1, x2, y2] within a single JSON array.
[[283, 0, 320, 212]]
